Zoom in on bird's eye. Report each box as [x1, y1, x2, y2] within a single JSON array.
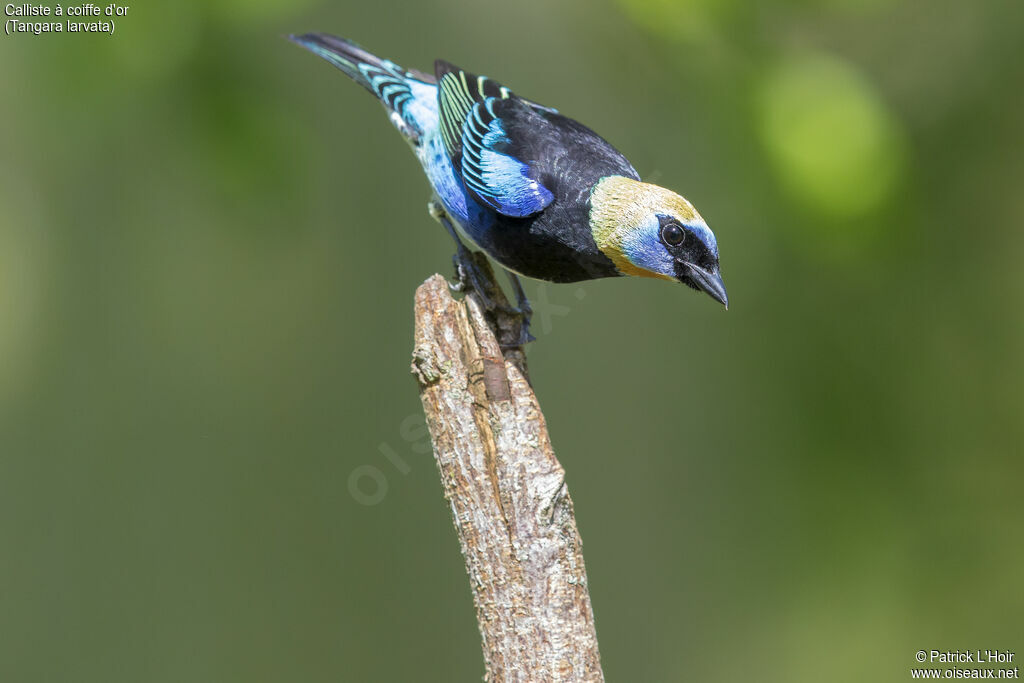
[[662, 223, 686, 247]]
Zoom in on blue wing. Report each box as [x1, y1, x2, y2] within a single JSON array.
[[436, 62, 554, 218], [461, 98, 554, 217]]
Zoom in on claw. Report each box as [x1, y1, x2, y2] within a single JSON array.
[[505, 271, 534, 335], [449, 255, 467, 293], [454, 251, 497, 311]]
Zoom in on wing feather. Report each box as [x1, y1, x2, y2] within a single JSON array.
[[435, 61, 554, 217]]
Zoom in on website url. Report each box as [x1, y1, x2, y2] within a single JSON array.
[[911, 668, 1020, 679]]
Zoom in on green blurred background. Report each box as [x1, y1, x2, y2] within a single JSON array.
[[2, 0, 1022, 680]]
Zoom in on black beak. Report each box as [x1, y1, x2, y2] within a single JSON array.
[[683, 264, 729, 309]]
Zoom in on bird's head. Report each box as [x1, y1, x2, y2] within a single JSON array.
[[589, 176, 727, 307]]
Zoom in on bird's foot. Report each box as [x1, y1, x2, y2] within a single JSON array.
[[499, 318, 535, 349], [428, 198, 533, 350], [450, 249, 498, 312], [451, 251, 534, 351], [503, 272, 535, 348]]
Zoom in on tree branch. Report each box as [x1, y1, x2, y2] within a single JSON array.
[[411, 267, 604, 683]]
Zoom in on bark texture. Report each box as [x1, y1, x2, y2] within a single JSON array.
[[411, 269, 604, 683]]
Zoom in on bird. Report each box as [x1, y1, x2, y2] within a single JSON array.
[[288, 34, 728, 336]]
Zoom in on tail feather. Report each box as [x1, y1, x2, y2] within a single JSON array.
[[289, 33, 435, 142]]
